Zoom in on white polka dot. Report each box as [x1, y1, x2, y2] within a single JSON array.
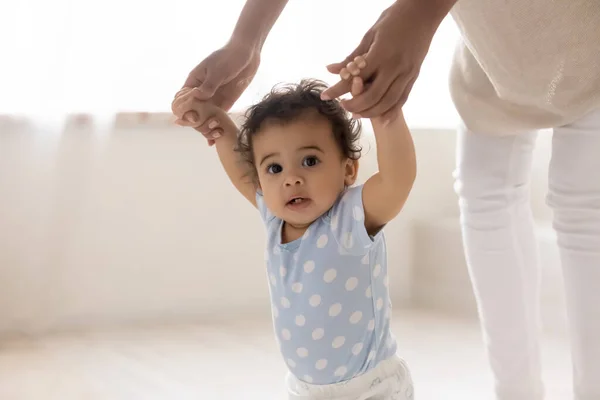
[[329, 303, 342, 317], [345, 277, 358, 291], [365, 287, 372, 298], [349, 311, 363, 324], [273, 246, 281, 255], [303, 375, 313, 383], [332, 336, 345, 348], [317, 234, 329, 248], [270, 273, 277, 286], [315, 359, 328, 370], [292, 282, 303, 294], [342, 232, 354, 249], [281, 329, 291, 341], [330, 214, 339, 231], [367, 351, 376, 361], [296, 347, 308, 358], [287, 358, 296, 368], [361, 254, 369, 264], [323, 268, 337, 283], [309, 294, 321, 307], [272, 306, 279, 318], [280, 265, 287, 277], [312, 328, 324, 340], [352, 343, 364, 355], [376, 298, 384, 310], [353, 206, 364, 221], [303, 260, 315, 273], [384, 276, 389, 287], [373, 264, 382, 278], [281, 297, 291, 308], [295, 315, 306, 326], [368, 319, 375, 331], [334, 366, 348, 377]]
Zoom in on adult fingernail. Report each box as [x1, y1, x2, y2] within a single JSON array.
[[208, 120, 219, 129], [321, 93, 331, 100], [212, 132, 221, 139]]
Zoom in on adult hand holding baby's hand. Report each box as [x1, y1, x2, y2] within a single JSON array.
[[171, 88, 224, 141], [174, 40, 261, 145], [322, 0, 442, 122]]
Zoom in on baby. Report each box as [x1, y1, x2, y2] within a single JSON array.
[[172, 57, 417, 400]]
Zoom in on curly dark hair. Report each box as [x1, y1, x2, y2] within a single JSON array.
[[236, 79, 362, 184]]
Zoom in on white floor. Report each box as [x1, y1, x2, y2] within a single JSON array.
[[0, 308, 572, 400]]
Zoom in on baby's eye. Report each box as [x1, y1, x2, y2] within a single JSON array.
[[267, 163, 283, 174], [302, 156, 320, 167]]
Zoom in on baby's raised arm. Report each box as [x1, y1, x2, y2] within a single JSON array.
[[172, 89, 258, 207], [339, 56, 417, 236]]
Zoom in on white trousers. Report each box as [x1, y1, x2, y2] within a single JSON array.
[[454, 109, 600, 400], [286, 356, 413, 400]]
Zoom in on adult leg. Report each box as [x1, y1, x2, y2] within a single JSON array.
[[454, 123, 544, 400], [548, 110, 600, 400]]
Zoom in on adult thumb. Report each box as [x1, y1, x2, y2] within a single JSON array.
[[192, 69, 224, 100]]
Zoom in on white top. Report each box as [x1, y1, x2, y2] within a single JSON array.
[[449, 0, 600, 133]]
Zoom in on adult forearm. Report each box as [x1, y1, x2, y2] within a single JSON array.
[[230, 0, 290, 50], [388, 0, 457, 34]]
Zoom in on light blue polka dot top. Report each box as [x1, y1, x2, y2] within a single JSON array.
[[256, 184, 398, 385]]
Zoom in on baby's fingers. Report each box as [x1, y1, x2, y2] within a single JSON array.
[[174, 87, 193, 99], [346, 56, 366, 76], [197, 117, 223, 140], [342, 55, 368, 79], [172, 91, 207, 125], [174, 110, 201, 127], [351, 76, 364, 97], [171, 90, 192, 117]]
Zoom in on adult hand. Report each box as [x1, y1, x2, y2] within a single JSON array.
[[321, 0, 445, 122], [175, 40, 261, 145]]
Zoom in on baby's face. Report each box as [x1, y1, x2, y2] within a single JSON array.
[[253, 114, 358, 230]]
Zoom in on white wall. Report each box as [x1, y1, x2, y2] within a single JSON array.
[[0, 114, 556, 336]]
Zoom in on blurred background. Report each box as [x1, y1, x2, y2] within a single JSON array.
[[0, 0, 570, 398]]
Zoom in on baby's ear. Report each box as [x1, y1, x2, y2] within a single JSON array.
[[344, 158, 359, 186]]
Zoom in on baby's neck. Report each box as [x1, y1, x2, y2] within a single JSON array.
[[281, 221, 312, 243]]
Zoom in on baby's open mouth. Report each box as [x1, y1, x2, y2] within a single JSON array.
[[288, 197, 305, 205]]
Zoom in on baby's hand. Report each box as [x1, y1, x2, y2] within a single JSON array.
[[171, 87, 224, 140], [172, 87, 214, 127], [339, 55, 401, 125], [338, 55, 367, 114]]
